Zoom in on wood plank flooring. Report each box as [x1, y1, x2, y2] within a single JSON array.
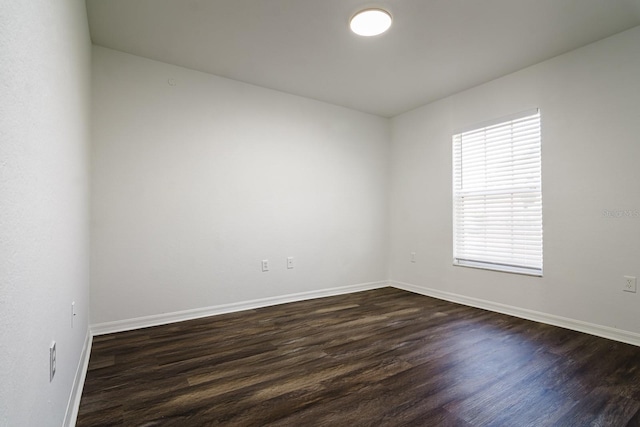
[[77, 288, 640, 426]]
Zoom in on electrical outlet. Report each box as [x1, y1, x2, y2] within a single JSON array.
[[411, 252, 416, 263], [261, 259, 269, 272], [287, 257, 294, 269], [623, 276, 637, 293], [50, 341, 56, 382]]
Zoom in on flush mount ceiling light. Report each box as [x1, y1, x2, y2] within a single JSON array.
[[350, 8, 392, 36]]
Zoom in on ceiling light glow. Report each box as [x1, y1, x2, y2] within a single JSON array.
[[350, 9, 392, 37]]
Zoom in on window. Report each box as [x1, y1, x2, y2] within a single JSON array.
[[452, 109, 542, 276]]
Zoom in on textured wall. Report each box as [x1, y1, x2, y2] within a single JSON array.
[[90, 47, 390, 325], [0, 0, 91, 425], [389, 26, 640, 335]]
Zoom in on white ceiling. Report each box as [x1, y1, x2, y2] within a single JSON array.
[[86, 0, 640, 117]]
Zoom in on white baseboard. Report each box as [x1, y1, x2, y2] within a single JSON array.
[[67, 279, 639, 427], [390, 280, 640, 347], [91, 281, 389, 336], [63, 330, 93, 427]]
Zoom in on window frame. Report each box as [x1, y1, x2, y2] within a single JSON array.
[[452, 109, 543, 277]]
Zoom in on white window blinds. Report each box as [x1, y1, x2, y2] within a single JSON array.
[[453, 109, 543, 276]]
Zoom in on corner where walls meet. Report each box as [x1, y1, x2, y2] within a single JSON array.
[[91, 26, 640, 345]]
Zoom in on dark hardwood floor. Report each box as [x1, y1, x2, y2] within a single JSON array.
[[77, 288, 640, 426]]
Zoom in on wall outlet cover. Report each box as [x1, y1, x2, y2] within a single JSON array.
[[624, 276, 637, 293]]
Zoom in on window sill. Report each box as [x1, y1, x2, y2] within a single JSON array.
[[453, 259, 543, 277]]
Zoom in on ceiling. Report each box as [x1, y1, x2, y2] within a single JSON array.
[[86, 0, 640, 117]]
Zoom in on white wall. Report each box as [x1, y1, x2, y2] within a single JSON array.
[[90, 47, 390, 325], [389, 26, 640, 336], [0, 0, 91, 426]]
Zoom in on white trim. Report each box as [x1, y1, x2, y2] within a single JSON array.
[[64, 279, 640, 427], [63, 330, 93, 427], [91, 281, 389, 336], [390, 280, 640, 347], [453, 260, 543, 277]]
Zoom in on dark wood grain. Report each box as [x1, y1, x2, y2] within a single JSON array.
[[77, 288, 640, 426]]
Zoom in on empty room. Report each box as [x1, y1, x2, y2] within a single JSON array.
[[3, 0, 640, 426]]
